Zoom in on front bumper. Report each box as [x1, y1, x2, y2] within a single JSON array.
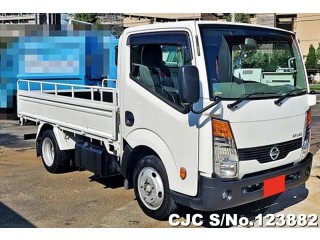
[[172, 153, 313, 211]]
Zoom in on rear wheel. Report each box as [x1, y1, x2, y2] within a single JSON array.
[[40, 130, 69, 173], [133, 155, 177, 220]]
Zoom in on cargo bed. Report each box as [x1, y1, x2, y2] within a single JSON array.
[[17, 80, 118, 141]]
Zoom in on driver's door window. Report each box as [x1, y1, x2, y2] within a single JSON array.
[[129, 32, 192, 110]]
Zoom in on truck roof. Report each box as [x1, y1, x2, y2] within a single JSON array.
[[123, 20, 295, 36]]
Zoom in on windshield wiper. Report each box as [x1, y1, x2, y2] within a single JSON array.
[[227, 92, 266, 109], [274, 88, 306, 106]]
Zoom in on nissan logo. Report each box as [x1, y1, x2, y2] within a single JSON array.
[[270, 147, 280, 160]]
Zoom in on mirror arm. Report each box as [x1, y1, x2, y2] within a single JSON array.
[[191, 96, 221, 114]]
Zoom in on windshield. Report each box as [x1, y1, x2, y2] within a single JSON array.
[[199, 25, 307, 99]]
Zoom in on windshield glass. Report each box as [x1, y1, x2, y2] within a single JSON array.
[[199, 25, 307, 99]]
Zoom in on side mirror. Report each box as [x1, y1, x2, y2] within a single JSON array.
[[178, 65, 200, 105]]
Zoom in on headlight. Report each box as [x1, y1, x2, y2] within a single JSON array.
[[212, 119, 239, 179], [301, 108, 311, 160]]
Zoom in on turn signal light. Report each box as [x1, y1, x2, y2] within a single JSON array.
[[301, 108, 312, 160], [212, 119, 239, 179], [306, 108, 312, 126], [212, 119, 233, 138], [180, 167, 187, 180]]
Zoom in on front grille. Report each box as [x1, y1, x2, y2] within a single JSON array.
[[238, 138, 302, 163]]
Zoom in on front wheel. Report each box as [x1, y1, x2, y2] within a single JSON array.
[[133, 155, 177, 220]]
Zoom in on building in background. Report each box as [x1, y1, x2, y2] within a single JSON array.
[[276, 14, 296, 31], [123, 13, 220, 27], [294, 14, 320, 59], [0, 13, 61, 24]]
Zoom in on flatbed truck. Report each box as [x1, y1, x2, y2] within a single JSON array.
[[17, 21, 316, 220]]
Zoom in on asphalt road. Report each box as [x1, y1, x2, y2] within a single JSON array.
[[0, 105, 320, 228]]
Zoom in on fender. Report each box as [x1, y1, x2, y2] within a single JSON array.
[[125, 128, 197, 196], [35, 122, 47, 156], [53, 127, 76, 151], [35, 122, 46, 140], [36, 123, 76, 151]]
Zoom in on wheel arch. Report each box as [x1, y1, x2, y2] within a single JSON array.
[[121, 129, 179, 192], [121, 143, 160, 189]]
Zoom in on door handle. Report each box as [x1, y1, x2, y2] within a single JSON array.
[[125, 111, 134, 126]]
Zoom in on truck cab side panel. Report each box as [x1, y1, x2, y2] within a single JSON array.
[[119, 29, 200, 196]]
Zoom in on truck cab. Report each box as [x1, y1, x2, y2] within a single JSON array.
[[118, 21, 315, 218]]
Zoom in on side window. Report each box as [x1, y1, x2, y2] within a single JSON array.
[[129, 32, 192, 109]]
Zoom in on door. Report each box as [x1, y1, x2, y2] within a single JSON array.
[[120, 30, 199, 196]]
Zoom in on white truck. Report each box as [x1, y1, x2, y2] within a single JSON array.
[[17, 21, 316, 220]]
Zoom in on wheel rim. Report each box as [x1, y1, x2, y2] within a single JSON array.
[[42, 138, 55, 167], [137, 167, 164, 210]]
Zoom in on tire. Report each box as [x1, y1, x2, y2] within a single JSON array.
[[133, 155, 178, 220], [40, 130, 70, 173]]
